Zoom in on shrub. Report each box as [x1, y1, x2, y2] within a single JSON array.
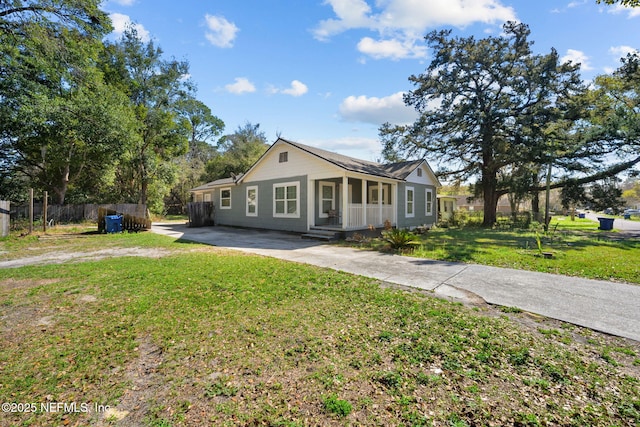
[[381, 228, 421, 250]]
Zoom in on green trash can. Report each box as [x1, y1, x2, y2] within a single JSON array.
[[597, 217, 614, 231]]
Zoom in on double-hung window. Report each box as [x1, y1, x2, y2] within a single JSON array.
[[246, 186, 258, 216], [406, 187, 414, 218], [425, 189, 433, 215], [273, 182, 299, 218], [220, 188, 231, 209]]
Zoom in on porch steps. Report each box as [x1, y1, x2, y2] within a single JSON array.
[[301, 227, 342, 241]]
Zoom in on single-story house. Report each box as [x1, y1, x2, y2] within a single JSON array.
[[190, 138, 440, 234]]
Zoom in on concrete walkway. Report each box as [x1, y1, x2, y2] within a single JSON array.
[[152, 223, 640, 342]]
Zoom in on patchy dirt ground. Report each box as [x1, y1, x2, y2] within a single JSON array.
[[1, 231, 639, 426], [0, 247, 172, 269]]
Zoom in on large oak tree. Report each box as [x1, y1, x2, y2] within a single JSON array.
[[380, 22, 584, 226], [0, 0, 137, 204]]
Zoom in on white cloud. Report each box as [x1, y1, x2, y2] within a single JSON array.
[[339, 92, 418, 125], [282, 80, 309, 97], [357, 37, 427, 60], [561, 49, 593, 71], [109, 0, 136, 5], [109, 13, 151, 42], [313, 0, 374, 41], [300, 136, 382, 160], [609, 45, 638, 59], [313, 0, 517, 60], [268, 80, 309, 97], [567, 1, 587, 8], [225, 77, 256, 94], [607, 4, 640, 18], [204, 14, 239, 48]]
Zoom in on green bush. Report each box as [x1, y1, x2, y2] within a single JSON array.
[[382, 228, 421, 250]]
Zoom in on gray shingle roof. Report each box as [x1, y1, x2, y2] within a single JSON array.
[[281, 138, 423, 180], [192, 138, 430, 192], [190, 176, 237, 191]]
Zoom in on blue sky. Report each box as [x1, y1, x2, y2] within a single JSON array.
[[101, 0, 640, 162]]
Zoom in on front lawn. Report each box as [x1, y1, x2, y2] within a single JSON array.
[[358, 217, 640, 284], [0, 231, 639, 426]]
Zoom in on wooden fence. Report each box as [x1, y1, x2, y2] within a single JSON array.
[[96, 205, 151, 233], [0, 201, 8, 237], [10, 203, 151, 232], [187, 202, 215, 227]]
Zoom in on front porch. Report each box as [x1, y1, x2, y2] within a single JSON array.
[[311, 176, 397, 231]]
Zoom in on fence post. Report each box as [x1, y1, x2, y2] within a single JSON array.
[[29, 188, 34, 234], [0, 201, 9, 237], [43, 191, 48, 233]]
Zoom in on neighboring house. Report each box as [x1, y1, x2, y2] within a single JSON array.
[[437, 195, 457, 221], [454, 195, 531, 214], [190, 138, 440, 234]]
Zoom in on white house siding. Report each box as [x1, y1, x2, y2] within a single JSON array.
[[405, 164, 439, 186], [243, 140, 343, 182]]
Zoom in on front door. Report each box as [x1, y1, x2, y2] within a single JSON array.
[[319, 181, 335, 219]]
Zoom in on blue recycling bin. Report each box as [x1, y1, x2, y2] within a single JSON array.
[[578, 213, 585, 219], [597, 217, 614, 231], [105, 215, 123, 233]]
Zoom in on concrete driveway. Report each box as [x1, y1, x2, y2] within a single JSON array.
[[152, 223, 640, 342]]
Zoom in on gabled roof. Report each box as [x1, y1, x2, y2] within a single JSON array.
[[191, 137, 440, 192], [280, 139, 423, 181]]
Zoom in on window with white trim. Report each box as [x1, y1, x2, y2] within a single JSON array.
[[246, 186, 258, 216], [406, 187, 414, 217], [425, 189, 433, 215], [273, 182, 299, 218], [417, 167, 423, 177], [220, 188, 231, 209], [279, 152, 288, 163]]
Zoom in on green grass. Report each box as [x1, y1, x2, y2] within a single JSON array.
[[355, 217, 640, 284], [0, 231, 638, 426]]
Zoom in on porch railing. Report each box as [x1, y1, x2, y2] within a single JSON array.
[[347, 203, 394, 228]]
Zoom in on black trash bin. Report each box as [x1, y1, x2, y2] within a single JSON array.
[[597, 217, 614, 231]]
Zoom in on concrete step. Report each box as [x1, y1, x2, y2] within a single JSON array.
[[301, 233, 335, 241], [307, 228, 338, 236]]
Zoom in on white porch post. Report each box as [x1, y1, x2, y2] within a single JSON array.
[[393, 183, 398, 226], [378, 180, 383, 226], [362, 178, 367, 227], [342, 174, 349, 229], [308, 178, 315, 231]]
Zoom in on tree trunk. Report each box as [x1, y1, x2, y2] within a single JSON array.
[[54, 163, 70, 205], [531, 191, 541, 222], [508, 193, 519, 222], [140, 180, 148, 205], [482, 173, 499, 226]]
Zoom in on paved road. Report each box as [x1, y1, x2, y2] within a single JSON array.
[[584, 211, 640, 235], [152, 223, 640, 342]]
